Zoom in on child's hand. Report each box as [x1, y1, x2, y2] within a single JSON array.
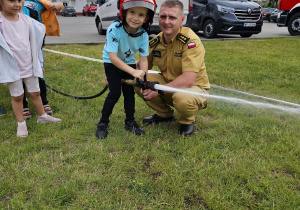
[[105, 78, 109, 86], [132, 70, 145, 80], [50, 3, 62, 11]]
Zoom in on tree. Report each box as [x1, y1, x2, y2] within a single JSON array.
[[268, 0, 279, 7]]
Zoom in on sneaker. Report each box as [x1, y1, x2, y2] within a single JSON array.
[[0, 105, 5, 116], [17, 123, 28, 137], [96, 122, 108, 139], [37, 115, 61, 124], [23, 108, 32, 119], [125, 121, 145, 136], [43, 104, 53, 115]]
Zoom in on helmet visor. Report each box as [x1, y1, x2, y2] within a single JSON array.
[[122, 1, 156, 12]]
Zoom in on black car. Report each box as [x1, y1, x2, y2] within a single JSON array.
[[262, 8, 276, 22], [61, 6, 77, 17], [188, 0, 263, 38], [270, 9, 280, 22]]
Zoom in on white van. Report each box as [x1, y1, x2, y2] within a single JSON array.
[[95, 0, 191, 35]]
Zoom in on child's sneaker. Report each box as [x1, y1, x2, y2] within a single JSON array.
[[23, 108, 32, 119], [17, 123, 28, 137], [43, 104, 53, 115], [37, 115, 61, 124]]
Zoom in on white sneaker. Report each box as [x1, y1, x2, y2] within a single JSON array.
[[17, 123, 28, 137], [37, 115, 62, 124]]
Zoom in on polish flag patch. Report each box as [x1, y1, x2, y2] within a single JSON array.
[[188, 42, 196, 49]]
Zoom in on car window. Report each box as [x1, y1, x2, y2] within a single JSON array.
[[195, 0, 207, 4]]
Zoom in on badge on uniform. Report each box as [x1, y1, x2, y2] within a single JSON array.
[[153, 50, 161, 57], [188, 42, 196, 49]]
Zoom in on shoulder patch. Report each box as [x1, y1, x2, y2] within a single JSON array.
[[149, 36, 160, 48], [187, 42, 196, 49], [176, 33, 190, 44]]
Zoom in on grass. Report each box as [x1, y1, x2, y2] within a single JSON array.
[[0, 37, 299, 209]]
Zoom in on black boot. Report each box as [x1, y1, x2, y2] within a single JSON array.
[[143, 114, 175, 124], [125, 121, 145, 136], [96, 122, 108, 139], [180, 124, 194, 136]]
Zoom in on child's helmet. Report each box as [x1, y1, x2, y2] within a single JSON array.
[[118, 0, 157, 25]]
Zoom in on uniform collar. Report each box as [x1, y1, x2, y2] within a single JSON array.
[[160, 26, 183, 46]]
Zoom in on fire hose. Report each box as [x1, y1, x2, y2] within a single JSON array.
[[45, 81, 108, 100], [45, 72, 300, 113]]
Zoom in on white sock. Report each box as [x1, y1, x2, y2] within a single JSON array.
[[18, 121, 26, 126], [39, 114, 47, 118]]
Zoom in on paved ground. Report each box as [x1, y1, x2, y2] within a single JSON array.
[[45, 15, 292, 45]]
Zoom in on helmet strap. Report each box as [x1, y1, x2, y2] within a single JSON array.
[[123, 25, 146, 37]]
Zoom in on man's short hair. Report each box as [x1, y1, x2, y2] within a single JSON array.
[[161, 0, 184, 12]]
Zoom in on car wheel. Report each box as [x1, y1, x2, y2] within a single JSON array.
[[97, 20, 106, 35], [240, 33, 252, 38], [288, 13, 300, 36], [203, 19, 217, 38]]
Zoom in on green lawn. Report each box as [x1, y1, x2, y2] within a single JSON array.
[[0, 37, 299, 209]]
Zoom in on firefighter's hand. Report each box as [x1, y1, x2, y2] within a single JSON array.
[[143, 89, 158, 100]]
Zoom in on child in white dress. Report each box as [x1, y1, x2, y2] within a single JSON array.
[[0, 0, 61, 137]]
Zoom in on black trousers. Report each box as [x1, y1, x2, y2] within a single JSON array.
[[99, 63, 135, 124], [23, 78, 48, 108]]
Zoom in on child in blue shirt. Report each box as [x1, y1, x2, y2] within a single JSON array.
[[96, 0, 157, 139]]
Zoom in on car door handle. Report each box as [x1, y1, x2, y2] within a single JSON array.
[[106, 4, 111, 7]]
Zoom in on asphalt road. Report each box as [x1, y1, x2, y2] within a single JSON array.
[[45, 15, 292, 45]]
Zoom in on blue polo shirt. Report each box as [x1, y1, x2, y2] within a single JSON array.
[[103, 21, 149, 64]]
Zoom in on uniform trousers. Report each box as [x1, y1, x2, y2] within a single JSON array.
[[134, 73, 209, 124]]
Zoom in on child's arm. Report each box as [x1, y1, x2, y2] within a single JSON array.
[[138, 56, 148, 74], [109, 52, 145, 80], [49, 2, 63, 12]]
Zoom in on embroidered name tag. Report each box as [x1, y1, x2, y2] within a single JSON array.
[[188, 42, 196, 49], [174, 52, 182, 57], [153, 50, 161, 57]]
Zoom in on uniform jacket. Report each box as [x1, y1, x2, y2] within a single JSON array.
[[0, 14, 45, 84], [40, 0, 63, 36], [148, 26, 210, 89]]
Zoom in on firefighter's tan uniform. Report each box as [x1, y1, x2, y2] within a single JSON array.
[[136, 26, 210, 124]]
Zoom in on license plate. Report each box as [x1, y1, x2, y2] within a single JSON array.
[[243, 23, 256, 27]]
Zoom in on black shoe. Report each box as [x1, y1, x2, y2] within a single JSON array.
[[143, 114, 175, 124], [125, 121, 145, 136], [0, 105, 4, 116], [96, 123, 108, 139], [180, 124, 194, 136]]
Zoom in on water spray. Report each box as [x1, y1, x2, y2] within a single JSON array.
[[122, 76, 300, 114]]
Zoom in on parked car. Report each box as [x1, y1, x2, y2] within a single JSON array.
[[262, 8, 276, 22], [61, 6, 76, 17], [95, 0, 263, 38], [270, 9, 280, 22], [82, 3, 97, 16]]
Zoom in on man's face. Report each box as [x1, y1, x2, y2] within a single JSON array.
[[159, 6, 185, 39]]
